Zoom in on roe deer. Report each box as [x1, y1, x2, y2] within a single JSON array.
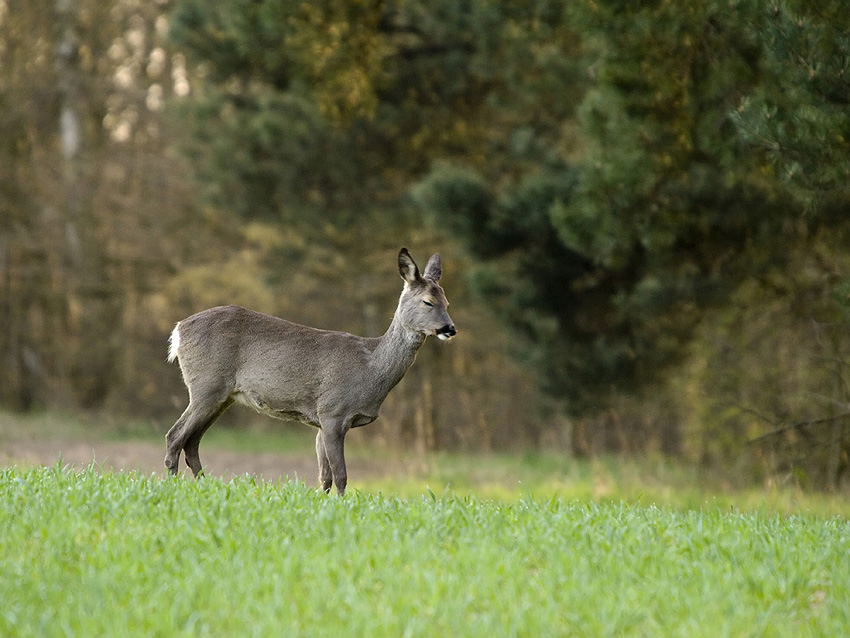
[[165, 248, 456, 494]]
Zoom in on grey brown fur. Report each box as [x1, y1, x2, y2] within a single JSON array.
[[165, 248, 455, 494]]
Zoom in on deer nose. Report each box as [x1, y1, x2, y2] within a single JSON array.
[[436, 324, 456, 340]]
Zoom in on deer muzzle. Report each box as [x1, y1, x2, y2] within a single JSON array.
[[436, 324, 457, 340]]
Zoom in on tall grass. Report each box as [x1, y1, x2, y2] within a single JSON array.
[[2, 465, 848, 637]]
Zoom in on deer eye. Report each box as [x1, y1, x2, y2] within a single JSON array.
[[423, 300, 434, 307]]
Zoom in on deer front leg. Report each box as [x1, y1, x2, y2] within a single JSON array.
[[318, 421, 348, 496], [316, 430, 333, 493]]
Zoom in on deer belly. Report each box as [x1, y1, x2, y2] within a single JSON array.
[[232, 390, 320, 428], [351, 414, 377, 428]]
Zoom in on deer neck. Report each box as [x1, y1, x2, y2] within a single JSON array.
[[370, 305, 426, 388]]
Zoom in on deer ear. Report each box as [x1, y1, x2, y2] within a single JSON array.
[[398, 248, 420, 285], [423, 253, 442, 281]]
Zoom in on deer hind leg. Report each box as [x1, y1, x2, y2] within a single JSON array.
[[316, 430, 333, 493], [165, 391, 231, 476], [182, 397, 233, 477]]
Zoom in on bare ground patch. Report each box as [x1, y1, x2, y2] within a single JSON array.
[[1, 438, 403, 485]]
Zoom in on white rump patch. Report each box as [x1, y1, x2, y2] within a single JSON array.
[[167, 323, 180, 362]]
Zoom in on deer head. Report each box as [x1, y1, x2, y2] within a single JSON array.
[[397, 248, 456, 341]]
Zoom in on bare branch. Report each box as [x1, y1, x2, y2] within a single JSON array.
[[748, 412, 850, 445], [733, 404, 779, 427]]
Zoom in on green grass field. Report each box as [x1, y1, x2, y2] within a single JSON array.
[[2, 465, 849, 637], [5, 407, 850, 517]]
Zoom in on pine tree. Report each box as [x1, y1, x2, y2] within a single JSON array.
[[417, 0, 850, 415], [731, 0, 850, 212]]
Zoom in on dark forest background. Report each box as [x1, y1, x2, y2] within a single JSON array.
[[2, 0, 849, 489]]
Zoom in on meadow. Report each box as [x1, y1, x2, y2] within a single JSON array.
[[2, 464, 849, 637]]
